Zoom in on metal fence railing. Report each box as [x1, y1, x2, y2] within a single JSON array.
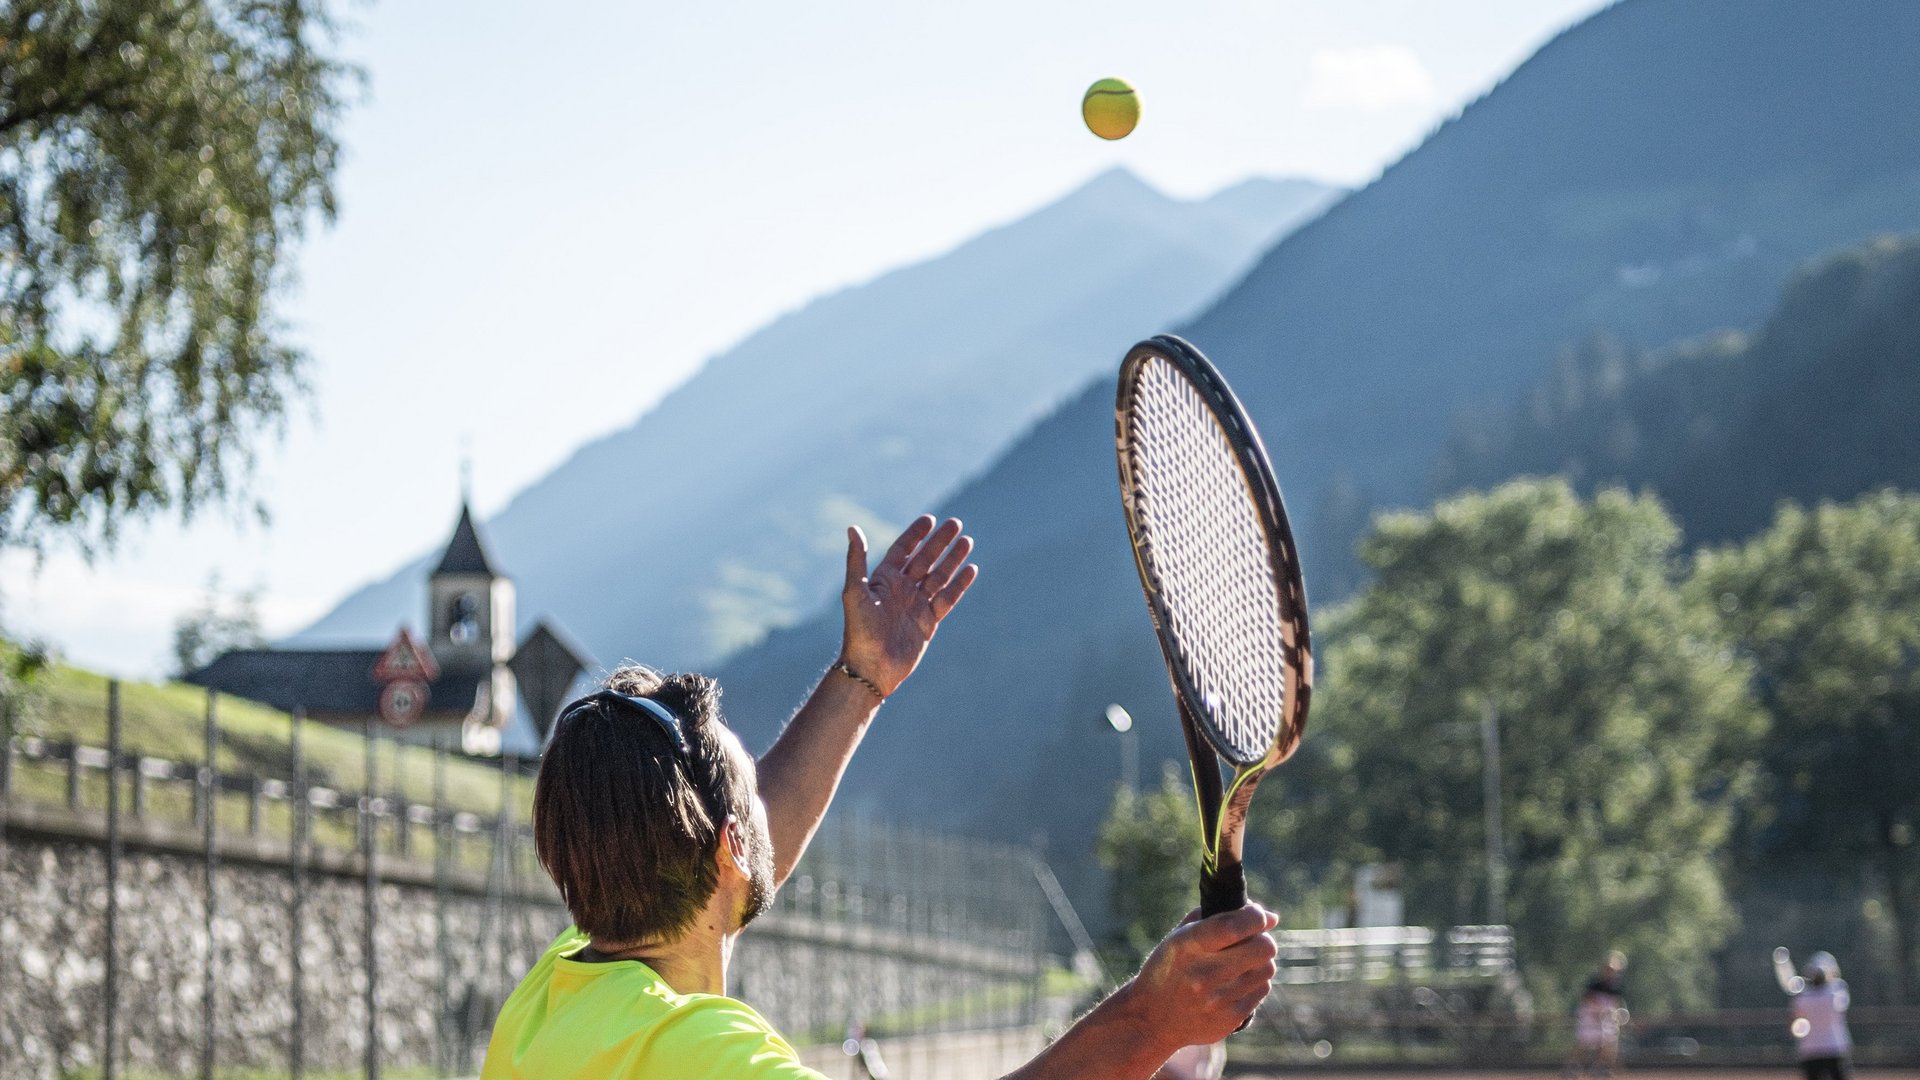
[[742, 812, 1053, 1046], [0, 681, 1056, 1080], [1271, 924, 1516, 986], [0, 684, 551, 1079]]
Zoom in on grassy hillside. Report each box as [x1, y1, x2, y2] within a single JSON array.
[[5, 656, 533, 864]]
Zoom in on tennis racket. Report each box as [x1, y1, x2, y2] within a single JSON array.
[[1115, 334, 1312, 919]]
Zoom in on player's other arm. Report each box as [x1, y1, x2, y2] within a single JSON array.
[[754, 515, 977, 885], [1000, 905, 1281, 1080]]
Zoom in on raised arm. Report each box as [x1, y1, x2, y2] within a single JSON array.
[[755, 515, 977, 884]]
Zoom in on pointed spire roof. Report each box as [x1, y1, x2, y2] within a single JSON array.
[[433, 503, 500, 577]]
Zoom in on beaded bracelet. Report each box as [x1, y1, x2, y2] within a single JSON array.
[[831, 660, 887, 702]]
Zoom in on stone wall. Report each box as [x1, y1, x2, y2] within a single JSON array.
[[0, 823, 563, 1079], [1, 807, 1053, 1080]]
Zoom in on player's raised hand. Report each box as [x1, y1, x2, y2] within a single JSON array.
[[840, 515, 979, 698]]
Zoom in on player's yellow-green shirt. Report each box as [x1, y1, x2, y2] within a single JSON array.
[[479, 927, 828, 1080]]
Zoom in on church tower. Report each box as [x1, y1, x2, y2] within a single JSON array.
[[428, 503, 515, 673]]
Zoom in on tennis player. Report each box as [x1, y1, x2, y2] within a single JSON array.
[[1568, 951, 1628, 1078], [1790, 952, 1852, 1080], [479, 516, 1281, 1080]]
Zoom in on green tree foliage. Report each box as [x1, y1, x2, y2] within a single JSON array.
[[169, 574, 263, 676], [1284, 479, 1760, 1011], [1097, 765, 1205, 960], [0, 0, 351, 551], [1692, 491, 1920, 1003]]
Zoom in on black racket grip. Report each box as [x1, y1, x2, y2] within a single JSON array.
[[1200, 860, 1258, 1033], [1200, 859, 1248, 918]]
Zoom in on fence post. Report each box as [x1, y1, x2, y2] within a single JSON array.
[[496, 752, 512, 1003], [289, 706, 306, 1080], [1, 692, 10, 1062], [0, 689, 11, 804], [66, 739, 80, 809], [364, 714, 381, 1080], [392, 741, 410, 859], [433, 737, 450, 1078], [104, 680, 121, 1080], [202, 690, 219, 1080]]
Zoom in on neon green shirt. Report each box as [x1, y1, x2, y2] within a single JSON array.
[[480, 927, 828, 1080]]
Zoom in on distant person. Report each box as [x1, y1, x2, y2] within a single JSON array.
[[1567, 951, 1628, 1078], [478, 516, 1280, 1080], [1790, 952, 1852, 1080]]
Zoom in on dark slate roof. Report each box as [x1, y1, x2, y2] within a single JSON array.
[[433, 503, 499, 577], [186, 648, 488, 718]]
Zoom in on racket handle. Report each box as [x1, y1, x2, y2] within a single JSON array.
[[1200, 859, 1248, 918], [1200, 860, 1258, 1034]]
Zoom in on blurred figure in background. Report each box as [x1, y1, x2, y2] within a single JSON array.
[[1789, 952, 1852, 1080], [1567, 951, 1628, 1078]]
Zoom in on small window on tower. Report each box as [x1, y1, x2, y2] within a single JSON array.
[[449, 593, 481, 644]]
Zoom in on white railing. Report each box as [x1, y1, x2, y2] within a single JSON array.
[[1271, 924, 1514, 985]]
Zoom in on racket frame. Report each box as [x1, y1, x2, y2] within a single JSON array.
[[1115, 334, 1313, 914]]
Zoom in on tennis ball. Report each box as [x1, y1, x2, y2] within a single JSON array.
[[1082, 78, 1140, 141]]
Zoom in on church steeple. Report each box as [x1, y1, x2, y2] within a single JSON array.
[[427, 502, 514, 672], [433, 503, 499, 577]]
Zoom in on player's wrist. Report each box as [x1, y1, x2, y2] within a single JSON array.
[[1096, 978, 1185, 1064], [830, 653, 890, 701]]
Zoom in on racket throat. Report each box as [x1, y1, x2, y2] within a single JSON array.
[[1210, 770, 1262, 868], [1179, 698, 1228, 854]]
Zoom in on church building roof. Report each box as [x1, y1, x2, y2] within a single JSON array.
[[433, 503, 499, 577], [185, 647, 487, 718]]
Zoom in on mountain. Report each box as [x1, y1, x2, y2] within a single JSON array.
[[295, 170, 1341, 669], [710, 0, 1920, 909], [1440, 232, 1920, 542]]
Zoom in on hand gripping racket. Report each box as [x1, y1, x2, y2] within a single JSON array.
[[1115, 335, 1312, 919]]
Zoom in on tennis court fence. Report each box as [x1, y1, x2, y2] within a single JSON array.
[[0, 683, 1057, 1079]]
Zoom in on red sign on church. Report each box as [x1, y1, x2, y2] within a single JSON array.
[[372, 627, 441, 684]]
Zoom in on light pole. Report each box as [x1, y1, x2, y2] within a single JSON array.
[[1105, 704, 1138, 795], [1481, 699, 1508, 927]]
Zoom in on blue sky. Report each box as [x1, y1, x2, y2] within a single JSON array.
[[3, 0, 1609, 677]]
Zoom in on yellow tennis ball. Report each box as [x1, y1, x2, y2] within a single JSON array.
[[1082, 78, 1140, 141]]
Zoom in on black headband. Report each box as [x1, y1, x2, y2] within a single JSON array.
[[560, 688, 690, 755]]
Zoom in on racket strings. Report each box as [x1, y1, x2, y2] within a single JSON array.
[[1125, 358, 1291, 766]]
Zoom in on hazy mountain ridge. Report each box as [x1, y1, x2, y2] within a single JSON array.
[[712, 0, 1920, 894], [1440, 232, 1920, 541], [296, 170, 1341, 667]]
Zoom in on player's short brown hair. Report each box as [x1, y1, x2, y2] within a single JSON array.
[[532, 665, 756, 943]]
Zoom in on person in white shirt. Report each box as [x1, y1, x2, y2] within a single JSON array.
[[1789, 952, 1852, 1080]]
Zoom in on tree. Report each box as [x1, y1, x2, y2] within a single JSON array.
[[1276, 479, 1760, 1011], [1097, 765, 1208, 961], [0, 0, 352, 551], [1692, 491, 1920, 1003], [170, 575, 264, 676]]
